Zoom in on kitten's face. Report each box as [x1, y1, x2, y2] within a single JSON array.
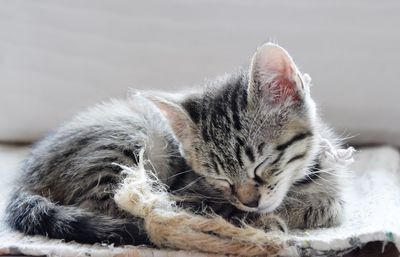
[[154, 43, 320, 213]]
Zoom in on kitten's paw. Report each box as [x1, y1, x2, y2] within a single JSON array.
[[253, 214, 287, 233], [303, 198, 343, 229]]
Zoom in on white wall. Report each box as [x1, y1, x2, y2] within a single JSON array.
[[1, 0, 399, 145]]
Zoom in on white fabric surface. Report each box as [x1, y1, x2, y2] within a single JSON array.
[[283, 146, 400, 256], [1, 0, 400, 145], [0, 145, 399, 256]]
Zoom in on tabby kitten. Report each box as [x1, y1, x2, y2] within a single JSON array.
[[6, 43, 352, 245]]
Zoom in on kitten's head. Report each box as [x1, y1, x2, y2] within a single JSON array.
[[151, 43, 320, 213]]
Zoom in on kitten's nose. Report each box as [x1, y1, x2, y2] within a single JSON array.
[[235, 182, 260, 208], [243, 197, 260, 208]]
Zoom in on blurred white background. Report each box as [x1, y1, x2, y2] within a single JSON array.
[[0, 0, 399, 144]]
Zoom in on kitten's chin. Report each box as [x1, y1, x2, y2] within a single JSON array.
[[256, 194, 286, 214], [256, 199, 282, 214], [232, 201, 259, 212]]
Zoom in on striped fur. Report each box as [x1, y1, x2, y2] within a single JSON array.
[[6, 43, 347, 245]]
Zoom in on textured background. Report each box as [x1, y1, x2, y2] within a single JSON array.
[[1, 0, 399, 144]]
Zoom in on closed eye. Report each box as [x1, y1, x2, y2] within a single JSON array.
[[254, 154, 269, 176], [253, 156, 269, 182], [286, 153, 306, 164], [254, 174, 265, 184]]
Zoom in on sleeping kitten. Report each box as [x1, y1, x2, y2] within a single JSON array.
[[6, 43, 353, 245]]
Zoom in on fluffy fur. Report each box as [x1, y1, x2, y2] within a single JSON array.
[[6, 43, 353, 245]]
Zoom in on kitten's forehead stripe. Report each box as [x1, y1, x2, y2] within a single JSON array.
[[257, 142, 265, 155], [240, 86, 248, 110], [201, 126, 210, 142], [229, 82, 239, 114], [230, 83, 242, 131], [236, 137, 245, 146], [276, 131, 313, 152], [235, 144, 244, 168], [245, 146, 255, 163], [232, 112, 242, 131], [213, 95, 230, 126]]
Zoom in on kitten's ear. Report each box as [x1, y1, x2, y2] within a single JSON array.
[[147, 96, 194, 140], [248, 43, 305, 105]]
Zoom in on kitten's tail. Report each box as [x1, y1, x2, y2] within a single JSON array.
[[6, 190, 150, 245]]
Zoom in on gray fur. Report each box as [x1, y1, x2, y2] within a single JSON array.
[[6, 43, 347, 245]]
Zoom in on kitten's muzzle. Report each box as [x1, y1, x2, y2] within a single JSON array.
[[234, 181, 261, 209], [230, 198, 258, 212]]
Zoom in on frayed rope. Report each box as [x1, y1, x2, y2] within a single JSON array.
[[114, 149, 285, 256]]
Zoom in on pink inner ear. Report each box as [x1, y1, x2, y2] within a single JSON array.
[[253, 43, 301, 103], [269, 76, 300, 103]]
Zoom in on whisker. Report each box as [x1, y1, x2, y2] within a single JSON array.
[[336, 130, 359, 142], [284, 195, 307, 205], [304, 173, 324, 186], [315, 169, 353, 178], [172, 177, 203, 193], [311, 173, 333, 183], [166, 169, 194, 180], [181, 190, 228, 201]]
